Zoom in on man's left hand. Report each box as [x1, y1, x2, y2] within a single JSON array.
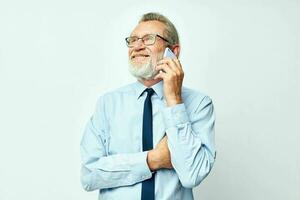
[[154, 58, 184, 107]]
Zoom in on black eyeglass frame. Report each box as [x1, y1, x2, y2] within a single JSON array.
[[125, 34, 170, 47]]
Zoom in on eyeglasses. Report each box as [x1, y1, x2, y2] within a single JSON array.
[[125, 34, 170, 47]]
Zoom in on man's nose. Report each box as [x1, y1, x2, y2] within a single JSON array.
[[133, 39, 146, 50]]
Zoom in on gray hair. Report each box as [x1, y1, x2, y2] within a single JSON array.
[[139, 12, 179, 46]]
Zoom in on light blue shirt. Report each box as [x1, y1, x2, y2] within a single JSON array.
[[80, 80, 216, 200]]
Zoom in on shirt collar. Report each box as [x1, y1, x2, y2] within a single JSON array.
[[133, 80, 164, 100]]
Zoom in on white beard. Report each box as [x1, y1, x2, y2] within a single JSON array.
[[128, 59, 158, 80]]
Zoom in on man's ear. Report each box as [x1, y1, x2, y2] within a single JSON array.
[[172, 45, 180, 58]]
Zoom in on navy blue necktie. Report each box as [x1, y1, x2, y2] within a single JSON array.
[[141, 88, 155, 200]]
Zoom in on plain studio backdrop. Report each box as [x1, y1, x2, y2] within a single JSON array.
[[0, 0, 299, 199]]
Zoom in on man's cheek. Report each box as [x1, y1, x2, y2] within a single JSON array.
[[154, 51, 164, 65]]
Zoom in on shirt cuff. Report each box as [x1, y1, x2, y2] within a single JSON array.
[[130, 151, 153, 180], [162, 103, 189, 129]]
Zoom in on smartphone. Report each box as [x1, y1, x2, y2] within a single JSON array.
[[163, 47, 176, 59], [158, 48, 176, 74]]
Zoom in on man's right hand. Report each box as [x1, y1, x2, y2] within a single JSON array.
[[147, 136, 173, 171]]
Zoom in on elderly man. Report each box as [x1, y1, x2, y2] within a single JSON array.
[[80, 12, 216, 200]]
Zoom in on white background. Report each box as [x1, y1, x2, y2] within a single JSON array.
[[0, 0, 299, 199]]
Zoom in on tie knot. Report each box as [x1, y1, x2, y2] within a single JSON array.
[[144, 88, 155, 98]]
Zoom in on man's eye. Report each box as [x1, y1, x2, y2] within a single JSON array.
[[130, 37, 138, 42], [143, 36, 152, 41]]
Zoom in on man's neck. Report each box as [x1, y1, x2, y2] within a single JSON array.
[[139, 78, 162, 87]]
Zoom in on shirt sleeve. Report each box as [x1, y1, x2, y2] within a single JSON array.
[[80, 96, 152, 191], [162, 95, 216, 188]]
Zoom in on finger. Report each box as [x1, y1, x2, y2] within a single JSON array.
[[156, 59, 180, 75], [168, 59, 182, 75], [157, 57, 173, 67], [157, 57, 180, 65], [154, 70, 167, 80], [168, 58, 184, 75], [156, 63, 176, 75], [173, 59, 184, 76], [158, 58, 181, 75], [174, 59, 183, 70], [157, 57, 172, 64]]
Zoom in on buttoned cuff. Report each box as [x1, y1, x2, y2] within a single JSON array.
[[130, 151, 153, 181], [162, 103, 189, 129]]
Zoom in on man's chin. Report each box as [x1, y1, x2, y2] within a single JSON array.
[[130, 69, 158, 80], [128, 59, 159, 80], [141, 69, 160, 80]]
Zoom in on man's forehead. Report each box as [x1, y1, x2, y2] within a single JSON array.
[[130, 21, 165, 36]]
